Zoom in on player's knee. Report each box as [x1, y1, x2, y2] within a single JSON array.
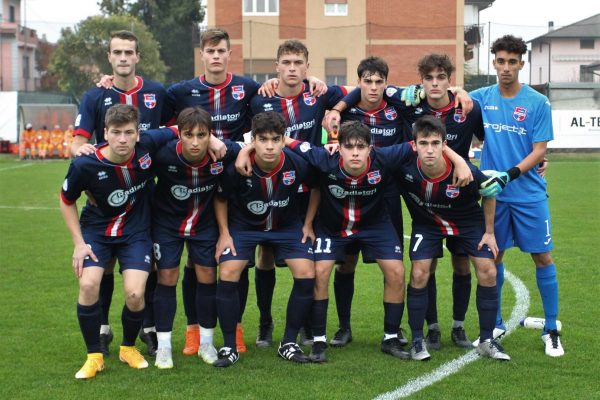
[[79, 281, 100, 303], [196, 267, 216, 283], [531, 252, 553, 267], [124, 289, 145, 311], [336, 261, 356, 274], [158, 268, 179, 286], [476, 262, 496, 286], [410, 267, 429, 288], [452, 255, 471, 275]]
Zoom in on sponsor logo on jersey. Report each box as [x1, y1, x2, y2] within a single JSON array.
[[282, 170, 296, 185], [191, 89, 200, 95], [212, 112, 241, 122], [453, 108, 466, 123], [247, 198, 290, 215], [328, 185, 377, 199], [263, 103, 274, 112], [107, 181, 147, 207], [513, 106, 527, 122], [445, 184, 460, 198], [303, 92, 316, 106], [328, 173, 337, 181], [386, 87, 398, 97], [232, 85, 245, 100], [170, 184, 215, 200], [97, 171, 108, 180], [484, 105, 498, 110], [367, 170, 381, 184], [138, 153, 152, 169], [210, 162, 223, 175], [168, 165, 178, 173], [384, 107, 397, 120], [143, 93, 156, 109], [104, 97, 113, 106], [300, 142, 312, 153], [414, 107, 424, 115]]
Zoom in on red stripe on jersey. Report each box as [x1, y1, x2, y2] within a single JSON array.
[[199, 73, 232, 90], [429, 97, 455, 120], [60, 191, 76, 205], [74, 128, 92, 139], [417, 155, 452, 184]]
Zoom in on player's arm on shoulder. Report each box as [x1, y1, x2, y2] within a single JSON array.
[[235, 142, 254, 176], [478, 196, 498, 259], [214, 194, 236, 260], [449, 87, 473, 114], [377, 142, 413, 172], [96, 74, 114, 89], [285, 138, 329, 168], [302, 188, 320, 244], [258, 78, 279, 98], [71, 135, 94, 157], [443, 146, 473, 187]]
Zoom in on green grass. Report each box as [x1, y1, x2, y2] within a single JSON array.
[[0, 154, 599, 399]]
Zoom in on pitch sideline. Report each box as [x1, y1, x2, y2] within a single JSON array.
[[374, 270, 530, 400]]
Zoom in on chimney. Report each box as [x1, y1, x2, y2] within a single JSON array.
[[548, 21, 554, 31]]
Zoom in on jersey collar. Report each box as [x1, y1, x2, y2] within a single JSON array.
[[417, 154, 452, 183], [176, 140, 210, 167], [95, 142, 135, 167], [251, 150, 285, 178], [199, 73, 233, 90]]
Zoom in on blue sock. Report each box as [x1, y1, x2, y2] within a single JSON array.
[[154, 284, 176, 332], [238, 268, 249, 323], [407, 285, 428, 341], [536, 264, 559, 331], [77, 302, 101, 353], [311, 299, 329, 338], [425, 273, 438, 325], [181, 265, 197, 325], [255, 268, 276, 325], [495, 262, 505, 326], [334, 270, 354, 329], [121, 305, 144, 346], [476, 285, 498, 341], [452, 273, 472, 321], [196, 282, 217, 328], [383, 302, 404, 335], [143, 270, 157, 328], [216, 280, 239, 349], [99, 273, 114, 325], [282, 278, 314, 344]]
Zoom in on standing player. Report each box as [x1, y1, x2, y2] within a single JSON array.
[[397, 116, 509, 361], [475, 35, 564, 357], [19, 123, 35, 160], [60, 104, 176, 379], [213, 112, 316, 367], [150, 106, 240, 369], [72, 30, 171, 358]]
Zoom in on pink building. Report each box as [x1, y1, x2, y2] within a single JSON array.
[[0, 0, 41, 91]]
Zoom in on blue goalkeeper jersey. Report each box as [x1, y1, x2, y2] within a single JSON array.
[[470, 84, 553, 203]]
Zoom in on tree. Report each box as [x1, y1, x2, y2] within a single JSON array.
[[128, 0, 204, 84], [36, 36, 60, 91], [49, 14, 167, 101]]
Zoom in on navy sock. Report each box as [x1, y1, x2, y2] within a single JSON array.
[[142, 270, 157, 328], [238, 268, 249, 323], [77, 302, 102, 353], [182, 265, 198, 325], [121, 305, 144, 346], [255, 268, 276, 325], [216, 280, 239, 349], [333, 270, 354, 329], [452, 273, 472, 321], [311, 299, 329, 338], [496, 262, 505, 326], [282, 278, 315, 344], [154, 283, 176, 332], [99, 273, 114, 325], [383, 302, 404, 335], [196, 282, 217, 328], [476, 285, 498, 341], [425, 273, 438, 325], [407, 285, 428, 341], [536, 264, 559, 331]]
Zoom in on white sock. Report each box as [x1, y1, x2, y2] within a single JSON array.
[[100, 325, 111, 335], [156, 332, 172, 349], [313, 335, 327, 343], [452, 320, 464, 329], [428, 323, 440, 330], [143, 326, 156, 333], [200, 327, 214, 345], [384, 333, 398, 340]]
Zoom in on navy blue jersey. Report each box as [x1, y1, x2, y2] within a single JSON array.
[[61, 128, 177, 237], [74, 77, 170, 144], [250, 84, 347, 145], [166, 73, 260, 141], [288, 140, 413, 237], [152, 139, 242, 237], [387, 151, 488, 234], [218, 148, 314, 231]]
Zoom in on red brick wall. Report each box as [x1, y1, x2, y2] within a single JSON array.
[[279, 0, 306, 39], [215, 0, 243, 39]]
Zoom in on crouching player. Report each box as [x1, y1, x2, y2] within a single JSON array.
[[60, 104, 177, 379], [398, 116, 509, 361], [151, 107, 240, 368], [213, 112, 316, 367]]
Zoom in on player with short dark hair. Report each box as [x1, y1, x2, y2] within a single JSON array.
[[212, 111, 316, 367], [474, 35, 564, 357], [396, 115, 509, 361], [60, 104, 177, 379]]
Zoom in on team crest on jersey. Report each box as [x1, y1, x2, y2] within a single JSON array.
[[453, 108, 466, 123], [143, 94, 156, 109], [138, 153, 152, 169], [513, 106, 528, 122], [210, 162, 223, 175], [445, 184, 460, 198], [303, 92, 316, 106], [283, 171, 296, 185], [384, 107, 397, 120], [367, 170, 381, 184], [232, 85, 245, 100]]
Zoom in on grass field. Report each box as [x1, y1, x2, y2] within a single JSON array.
[[0, 154, 598, 399]]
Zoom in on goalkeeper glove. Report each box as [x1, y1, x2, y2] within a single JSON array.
[[400, 85, 425, 106], [479, 170, 510, 197]]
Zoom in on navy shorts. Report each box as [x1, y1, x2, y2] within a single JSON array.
[[357, 194, 404, 263], [219, 223, 314, 264], [314, 219, 403, 262], [408, 223, 494, 261], [82, 230, 152, 272], [152, 225, 218, 269]]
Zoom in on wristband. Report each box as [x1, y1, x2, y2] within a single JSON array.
[[506, 167, 521, 180]]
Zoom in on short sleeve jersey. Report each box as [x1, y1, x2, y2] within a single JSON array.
[[250, 84, 348, 145], [74, 77, 170, 144], [218, 148, 314, 231], [152, 139, 242, 237], [60, 128, 176, 237], [166, 73, 261, 141], [470, 84, 553, 203]]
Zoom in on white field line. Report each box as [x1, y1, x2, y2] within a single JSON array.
[[0, 163, 33, 172], [0, 205, 59, 211], [374, 270, 530, 400]]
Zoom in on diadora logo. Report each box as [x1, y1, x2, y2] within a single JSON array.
[[104, 97, 113, 106], [97, 171, 108, 180], [232, 85, 245, 100], [210, 162, 223, 175], [384, 107, 397, 120], [263, 103, 274, 112], [168, 165, 178, 173], [303, 92, 316, 106], [445, 184, 460, 198], [282, 170, 295, 185], [484, 105, 498, 110], [513, 106, 528, 122], [143, 93, 156, 109], [138, 153, 152, 170], [247, 198, 290, 215]]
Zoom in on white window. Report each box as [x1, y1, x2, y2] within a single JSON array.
[[325, 1, 348, 16], [243, 0, 279, 16]]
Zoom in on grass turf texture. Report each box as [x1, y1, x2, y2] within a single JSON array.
[[0, 154, 597, 399]]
